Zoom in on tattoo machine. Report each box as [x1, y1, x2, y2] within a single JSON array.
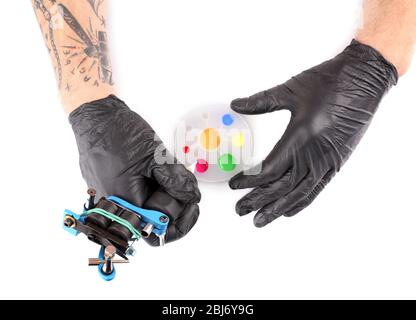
[[63, 189, 170, 281]]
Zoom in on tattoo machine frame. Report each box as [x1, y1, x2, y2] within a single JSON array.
[[63, 189, 169, 281]]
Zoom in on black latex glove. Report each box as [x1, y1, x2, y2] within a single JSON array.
[[143, 189, 198, 246], [229, 40, 398, 227], [69, 95, 201, 244]]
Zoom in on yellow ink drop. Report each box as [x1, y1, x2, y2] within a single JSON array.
[[232, 133, 245, 147]]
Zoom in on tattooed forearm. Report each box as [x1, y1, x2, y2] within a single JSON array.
[[32, 0, 114, 112], [57, 4, 112, 84], [59, 4, 95, 49], [33, 0, 63, 88], [87, 0, 106, 24]]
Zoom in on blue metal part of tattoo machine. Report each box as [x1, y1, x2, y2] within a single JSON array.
[[63, 189, 169, 281]]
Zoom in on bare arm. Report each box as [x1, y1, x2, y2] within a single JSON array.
[[32, 0, 115, 113], [357, 0, 416, 76]]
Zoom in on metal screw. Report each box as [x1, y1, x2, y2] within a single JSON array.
[[104, 245, 116, 259], [141, 223, 154, 238], [102, 245, 117, 275], [64, 216, 75, 228], [160, 215, 168, 223], [87, 188, 97, 210], [126, 247, 136, 257]]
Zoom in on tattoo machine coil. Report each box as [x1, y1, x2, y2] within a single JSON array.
[[63, 189, 170, 281]]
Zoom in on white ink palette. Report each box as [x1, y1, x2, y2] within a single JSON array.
[[174, 106, 253, 183]]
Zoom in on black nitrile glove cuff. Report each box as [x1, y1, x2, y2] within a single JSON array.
[[346, 39, 398, 87], [69, 94, 130, 130]]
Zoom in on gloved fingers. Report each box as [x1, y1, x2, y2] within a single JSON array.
[[283, 170, 335, 217], [253, 170, 334, 227], [253, 173, 321, 227], [143, 189, 199, 247], [229, 136, 293, 190], [146, 141, 200, 203], [114, 176, 158, 208], [143, 204, 200, 247], [143, 188, 187, 221], [281, 203, 306, 219], [152, 164, 201, 204], [166, 203, 200, 242], [280, 183, 326, 218], [231, 84, 294, 115], [235, 171, 292, 216], [235, 168, 307, 216]]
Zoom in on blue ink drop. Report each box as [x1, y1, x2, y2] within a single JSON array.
[[222, 114, 234, 126]]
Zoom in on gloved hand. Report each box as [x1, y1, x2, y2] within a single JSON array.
[[69, 95, 201, 244], [143, 188, 198, 246], [229, 40, 398, 227]]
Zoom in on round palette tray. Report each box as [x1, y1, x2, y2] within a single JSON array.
[[174, 105, 253, 183]]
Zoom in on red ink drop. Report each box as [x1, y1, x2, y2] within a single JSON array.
[[195, 159, 209, 173]]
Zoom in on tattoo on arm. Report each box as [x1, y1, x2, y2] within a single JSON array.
[[59, 4, 95, 48], [32, 0, 113, 92], [86, 0, 106, 25], [33, 0, 63, 88]]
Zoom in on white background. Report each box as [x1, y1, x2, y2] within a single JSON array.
[[0, 0, 415, 300]]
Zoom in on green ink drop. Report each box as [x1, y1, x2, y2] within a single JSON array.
[[218, 153, 236, 172]]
